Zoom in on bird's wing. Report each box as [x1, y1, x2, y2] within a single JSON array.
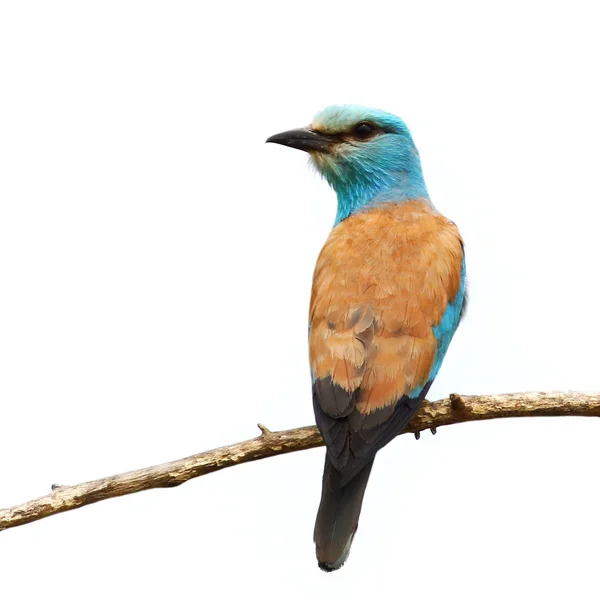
[[309, 201, 465, 483]]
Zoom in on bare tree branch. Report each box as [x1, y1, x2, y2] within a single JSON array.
[[1, 391, 599, 532]]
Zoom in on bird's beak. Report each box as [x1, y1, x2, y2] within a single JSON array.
[[266, 128, 334, 153]]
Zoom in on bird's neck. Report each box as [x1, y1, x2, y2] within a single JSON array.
[[334, 172, 429, 225], [332, 161, 430, 225]]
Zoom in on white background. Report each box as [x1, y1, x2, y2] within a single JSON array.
[[1, 1, 599, 598]]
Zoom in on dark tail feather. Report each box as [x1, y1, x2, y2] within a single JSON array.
[[313, 455, 374, 572]]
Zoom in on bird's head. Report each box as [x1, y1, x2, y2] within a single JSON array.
[[267, 105, 429, 223]]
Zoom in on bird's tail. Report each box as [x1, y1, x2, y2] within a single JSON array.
[[313, 455, 374, 572]]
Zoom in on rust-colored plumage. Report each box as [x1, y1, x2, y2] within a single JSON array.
[[310, 200, 464, 569], [310, 200, 463, 418]]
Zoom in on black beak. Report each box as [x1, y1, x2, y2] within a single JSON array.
[[266, 128, 334, 153]]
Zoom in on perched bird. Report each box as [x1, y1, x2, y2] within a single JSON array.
[[267, 106, 466, 571]]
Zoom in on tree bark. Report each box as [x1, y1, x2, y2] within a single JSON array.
[[1, 391, 599, 532]]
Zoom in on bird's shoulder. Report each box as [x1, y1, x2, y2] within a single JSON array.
[[316, 199, 461, 264], [310, 199, 463, 317]]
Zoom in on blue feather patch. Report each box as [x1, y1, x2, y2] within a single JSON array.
[[409, 257, 467, 398]]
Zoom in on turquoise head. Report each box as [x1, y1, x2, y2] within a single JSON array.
[[267, 105, 429, 224]]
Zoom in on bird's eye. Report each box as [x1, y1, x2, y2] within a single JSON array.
[[353, 122, 376, 140]]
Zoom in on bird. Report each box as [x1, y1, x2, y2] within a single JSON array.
[[266, 105, 466, 571]]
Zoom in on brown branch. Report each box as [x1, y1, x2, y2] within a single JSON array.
[[1, 391, 599, 532]]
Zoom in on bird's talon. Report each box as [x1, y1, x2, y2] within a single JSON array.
[[414, 431, 421, 441], [430, 427, 437, 435]]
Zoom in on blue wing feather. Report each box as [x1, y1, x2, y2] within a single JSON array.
[[408, 257, 467, 398], [430, 257, 467, 380]]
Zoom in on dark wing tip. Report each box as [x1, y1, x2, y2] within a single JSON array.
[[313, 376, 355, 418]]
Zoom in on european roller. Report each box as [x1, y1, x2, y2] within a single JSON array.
[[267, 106, 466, 571]]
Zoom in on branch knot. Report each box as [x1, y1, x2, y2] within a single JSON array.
[[450, 393, 466, 411], [257, 423, 273, 438]]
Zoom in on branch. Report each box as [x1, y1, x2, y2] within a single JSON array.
[[1, 391, 599, 532]]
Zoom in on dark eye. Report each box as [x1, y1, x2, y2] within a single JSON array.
[[353, 122, 376, 140]]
